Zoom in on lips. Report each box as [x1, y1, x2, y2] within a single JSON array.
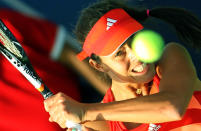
[[132, 63, 149, 75], [133, 63, 147, 72]]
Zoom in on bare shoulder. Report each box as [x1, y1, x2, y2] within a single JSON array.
[[158, 42, 196, 75], [157, 42, 198, 93], [162, 42, 191, 62], [165, 43, 201, 91]]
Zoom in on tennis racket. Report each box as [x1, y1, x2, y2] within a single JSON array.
[[0, 20, 82, 131]]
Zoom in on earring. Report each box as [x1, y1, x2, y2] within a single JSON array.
[[136, 88, 142, 95]]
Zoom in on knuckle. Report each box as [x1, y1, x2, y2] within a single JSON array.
[[58, 97, 66, 102], [61, 124, 66, 128], [44, 100, 49, 107], [49, 110, 53, 116], [44, 106, 48, 112], [57, 92, 64, 97], [44, 103, 47, 109]]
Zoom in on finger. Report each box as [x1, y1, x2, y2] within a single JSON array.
[[49, 109, 59, 123], [60, 122, 66, 129], [44, 101, 49, 111], [50, 115, 66, 128], [48, 103, 65, 120], [49, 111, 60, 123], [49, 117, 53, 122], [44, 93, 63, 109], [48, 106, 57, 117], [57, 118, 67, 129], [49, 107, 67, 128], [44, 98, 56, 111], [53, 118, 66, 129]]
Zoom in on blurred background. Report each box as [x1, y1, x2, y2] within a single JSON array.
[[0, 0, 200, 102]]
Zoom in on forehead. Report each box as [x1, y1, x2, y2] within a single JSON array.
[[115, 35, 134, 50]]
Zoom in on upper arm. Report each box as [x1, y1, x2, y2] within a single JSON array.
[[158, 42, 197, 115]]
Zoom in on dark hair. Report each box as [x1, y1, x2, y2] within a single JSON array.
[[74, 0, 201, 49]]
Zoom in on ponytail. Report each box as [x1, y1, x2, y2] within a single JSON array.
[[148, 7, 201, 48]]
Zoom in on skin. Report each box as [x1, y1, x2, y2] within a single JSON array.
[[44, 42, 201, 131]]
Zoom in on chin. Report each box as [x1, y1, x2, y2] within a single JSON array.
[[130, 64, 156, 83], [111, 64, 156, 84]]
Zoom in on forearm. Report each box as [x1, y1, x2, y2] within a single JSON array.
[[84, 92, 183, 123]]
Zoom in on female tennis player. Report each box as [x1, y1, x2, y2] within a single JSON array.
[[44, 0, 201, 130]]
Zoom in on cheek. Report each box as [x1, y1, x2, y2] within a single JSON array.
[[111, 61, 129, 74], [131, 64, 156, 83], [142, 64, 156, 82], [147, 65, 156, 79]]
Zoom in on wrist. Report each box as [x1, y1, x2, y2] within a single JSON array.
[[82, 103, 103, 122]]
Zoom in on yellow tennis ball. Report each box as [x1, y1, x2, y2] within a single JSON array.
[[131, 30, 165, 63]]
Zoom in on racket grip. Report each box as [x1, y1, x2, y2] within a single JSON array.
[[40, 85, 54, 99]]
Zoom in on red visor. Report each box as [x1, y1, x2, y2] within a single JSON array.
[[77, 8, 144, 61]]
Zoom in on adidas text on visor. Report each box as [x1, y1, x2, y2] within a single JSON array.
[[77, 8, 144, 61]]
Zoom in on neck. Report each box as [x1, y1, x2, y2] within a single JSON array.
[[111, 80, 152, 101]]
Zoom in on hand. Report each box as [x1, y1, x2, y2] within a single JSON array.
[[44, 92, 86, 128]]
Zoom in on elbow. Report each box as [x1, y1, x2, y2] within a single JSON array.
[[160, 100, 185, 122], [167, 107, 184, 121], [158, 91, 191, 122]]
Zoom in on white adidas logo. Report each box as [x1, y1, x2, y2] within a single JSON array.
[[106, 18, 117, 30], [148, 124, 161, 131]]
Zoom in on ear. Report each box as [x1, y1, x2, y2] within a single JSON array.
[[89, 58, 105, 72]]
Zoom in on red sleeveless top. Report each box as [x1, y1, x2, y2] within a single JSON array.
[[102, 74, 201, 131]]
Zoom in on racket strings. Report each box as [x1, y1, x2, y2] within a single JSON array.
[[0, 29, 22, 58]]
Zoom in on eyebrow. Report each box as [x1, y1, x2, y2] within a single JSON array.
[[127, 38, 133, 47], [116, 43, 126, 53], [119, 44, 125, 49], [111, 44, 125, 57]]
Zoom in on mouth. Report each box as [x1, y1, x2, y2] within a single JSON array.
[[132, 63, 149, 75]]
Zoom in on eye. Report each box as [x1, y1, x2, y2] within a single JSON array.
[[115, 50, 125, 57]]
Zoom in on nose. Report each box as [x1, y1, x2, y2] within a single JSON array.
[[127, 48, 137, 63], [127, 48, 142, 73]]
